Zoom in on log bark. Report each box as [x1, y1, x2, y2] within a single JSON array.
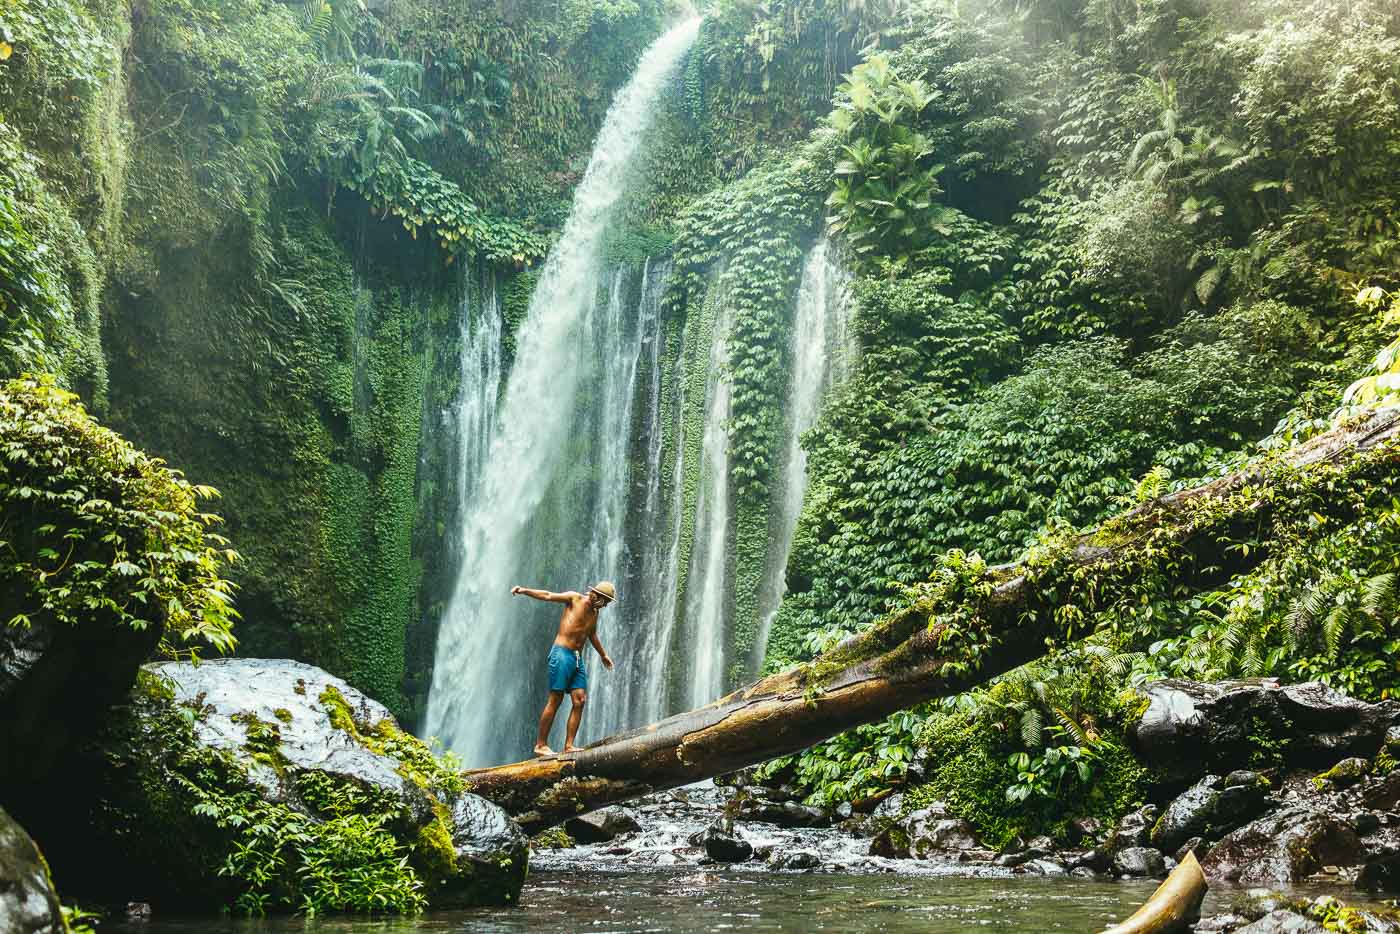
[[1102, 851, 1207, 934], [466, 408, 1400, 833]]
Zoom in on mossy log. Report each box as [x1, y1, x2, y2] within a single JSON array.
[[466, 409, 1400, 832], [1102, 851, 1208, 934]]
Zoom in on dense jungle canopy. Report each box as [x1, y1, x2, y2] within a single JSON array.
[[4, 0, 1400, 920]]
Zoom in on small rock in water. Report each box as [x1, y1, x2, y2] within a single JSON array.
[[769, 850, 821, 871], [698, 823, 752, 862], [565, 806, 642, 843], [1234, 908, 1325, 932]]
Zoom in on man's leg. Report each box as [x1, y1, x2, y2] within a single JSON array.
[[535, 691, 564, 755], [564, 688, 587, 752]]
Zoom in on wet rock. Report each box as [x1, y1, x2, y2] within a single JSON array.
[[1174, 837, 1206, 863], [65, 659, 527, 910], [1069, 866, 1100, 879], [1066, 816, 1104, 846], [1202, 805, 1363, 884], [769, 850, 821, 871], [1318, 758, 1371, 789], [1131, 679, 1400, 783], [870, 807, 984, 860], [1112, 846, 1167, 878], [868, 792, 905, 820], [1360, 772, 1400, 811], [1227, 770, 1268, 789], [565, 807, 643, 843], [1152, 775, 1223, 852], [995, 836, 1055, 868], [1194, 914, 1251, 932], [834, 802, 853, 821], [0, 806, 63, 934], [1107, 804, 1160, 852], [699, 824, 752, 863], [1236, 909, 1325, 933], [1069, 846, 1113, 873], [446, 793, 530, 907], [737, 799, 830, 828], [1020, 859, 1067, 875]]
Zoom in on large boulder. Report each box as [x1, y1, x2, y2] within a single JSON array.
[[1201, 804, 1364, 885], [1152, 773, 1273, 853], [0, 807, 63, 934], [43, 658, 526, 913], [1132, 679, 1400, 783]]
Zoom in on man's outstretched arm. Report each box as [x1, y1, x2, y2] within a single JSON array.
[[511, 586, 578, 603], [589, 631, 614, 669]]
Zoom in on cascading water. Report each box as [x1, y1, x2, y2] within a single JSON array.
[[426, 18, 701, 766], [681, 288, 735, 709], [595, 258, 675, 731], [453, 269, 502, 522], [754, 237, 855, 665]]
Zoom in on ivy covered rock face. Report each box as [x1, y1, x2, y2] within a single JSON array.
[[0, 806, 63, 934], [72, 658, 525, 914]]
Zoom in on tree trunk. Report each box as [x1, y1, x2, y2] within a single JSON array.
[[466, 408, 1400, 833]]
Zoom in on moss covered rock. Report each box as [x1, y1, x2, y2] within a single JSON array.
[[0, 806, 65, 934], [55, 658, 525, 914]]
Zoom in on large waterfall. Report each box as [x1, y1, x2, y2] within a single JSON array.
[[425, 19, 701, 766]]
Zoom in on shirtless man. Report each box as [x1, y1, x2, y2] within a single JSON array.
[[511, 580, 617, 756]]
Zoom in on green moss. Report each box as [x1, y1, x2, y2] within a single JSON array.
[[318, 685, 466, 796], [413, 806, 458, 886], [273, 708, 293, 724], [230, 712, 288, 772], [529, 826, 575, 850]]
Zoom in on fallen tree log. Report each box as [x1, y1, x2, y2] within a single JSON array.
[[1103, 851, 1207, 934], [467, 408, 1400, 832]]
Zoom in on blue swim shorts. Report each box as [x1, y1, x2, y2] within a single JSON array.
[[547, 644, 587, 692]]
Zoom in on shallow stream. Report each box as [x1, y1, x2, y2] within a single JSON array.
[[102, 781, 1386, 933]]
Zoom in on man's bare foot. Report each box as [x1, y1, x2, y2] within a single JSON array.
[[533, 743, 555, 756], [562, 744, 580, 753]]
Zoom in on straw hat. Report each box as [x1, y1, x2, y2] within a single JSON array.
[[589, 581, 618, 604]]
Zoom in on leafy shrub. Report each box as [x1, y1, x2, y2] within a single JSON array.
[[0, 377, 237, 656]]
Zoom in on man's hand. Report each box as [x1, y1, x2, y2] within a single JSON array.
[[602, 655, 614, 670], [511, 586, 523, 595]]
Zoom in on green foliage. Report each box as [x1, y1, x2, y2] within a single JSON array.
[[667, 146, 830, 501], [201, 771, 425, 916], [908, 669, 1149, 847], [827, 54, 952, 268], [757, 708, 924, 808], [348, 156, 548, 265], [0, 377, 237, 656]]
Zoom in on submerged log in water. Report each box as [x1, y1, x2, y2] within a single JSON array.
[[467, 408, 1400, 832], [1102, 851, 1208, 934]]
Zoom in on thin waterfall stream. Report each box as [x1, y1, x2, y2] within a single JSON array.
[[755, 237, 855, 666]]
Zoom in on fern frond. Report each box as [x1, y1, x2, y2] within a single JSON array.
[[1323, 605, 1351, 661], [1361, 572, 1397, 620], [1020, 707, 1042, 749], [1053, 707, 1088, 745]]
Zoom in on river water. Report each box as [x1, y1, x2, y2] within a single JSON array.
[[105, 872, 1218, 933], [100, 779, 1390, 932]]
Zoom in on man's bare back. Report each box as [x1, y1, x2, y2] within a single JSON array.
[[511, 582, 616, 756]]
